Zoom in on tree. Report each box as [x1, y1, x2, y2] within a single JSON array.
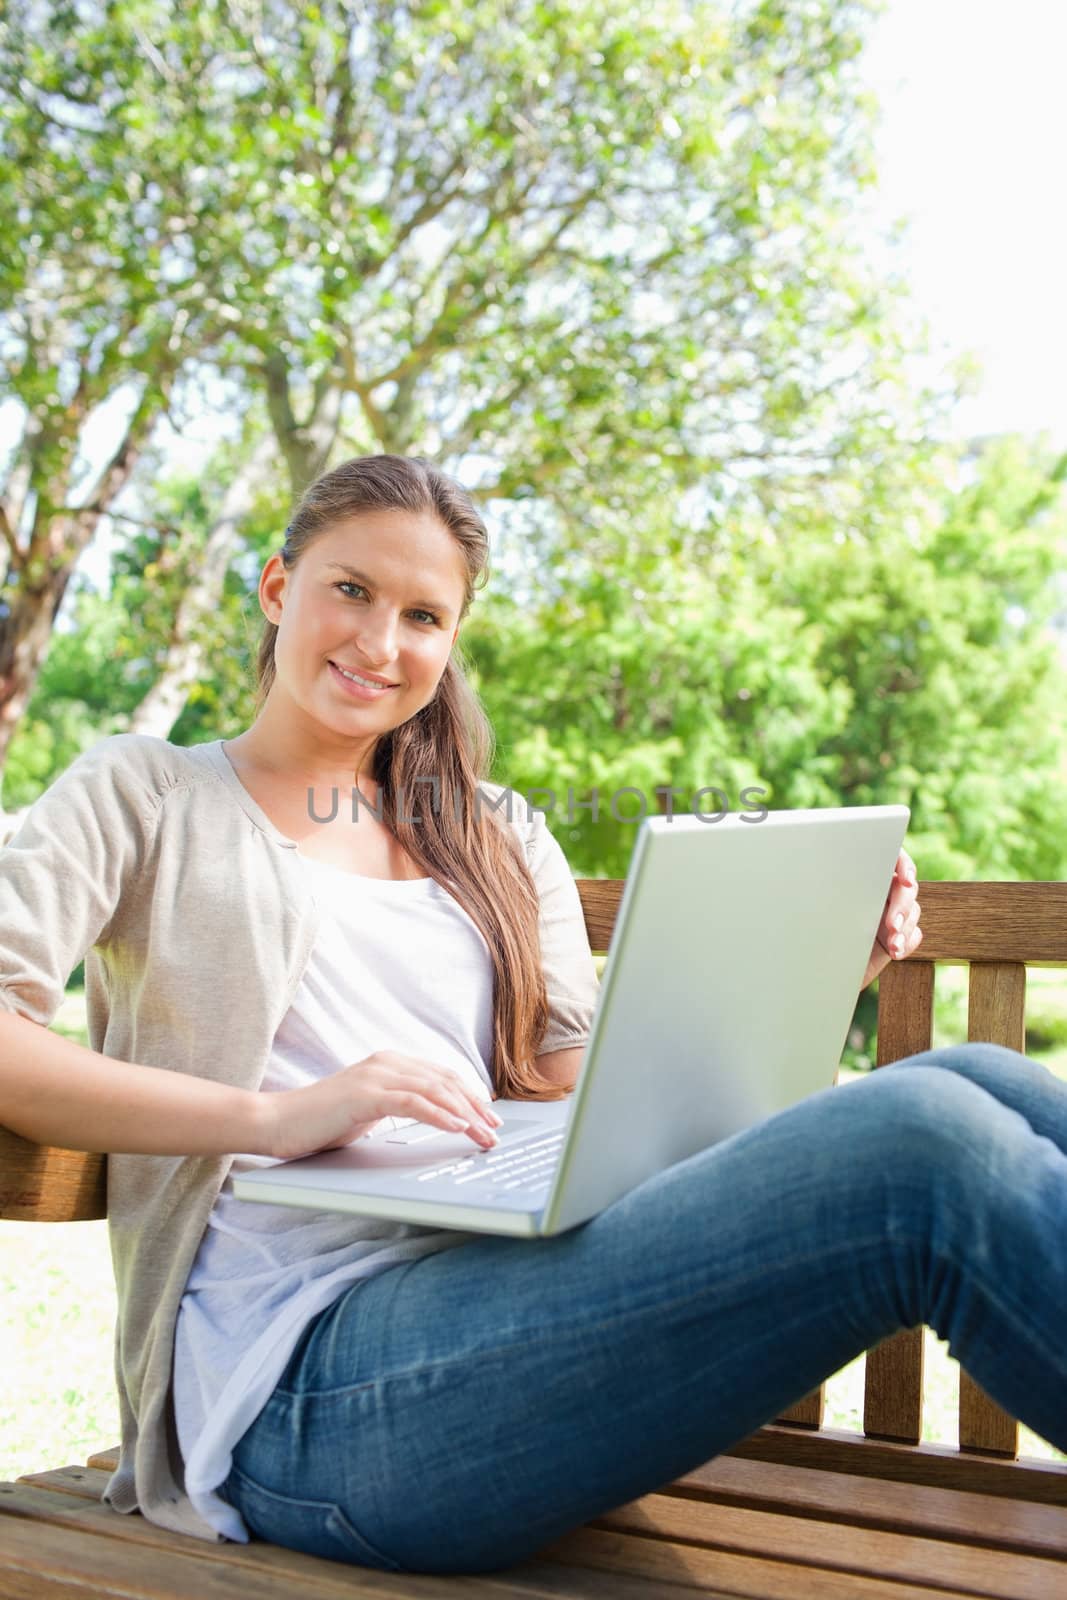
[[464, 434, 1067, 882], [15, 427, 1062, 895], [3, 0, 928, 758], [0, 1, 265, 763]]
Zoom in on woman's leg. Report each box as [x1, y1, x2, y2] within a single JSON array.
[[218, 1043, 1067, 1575], [878, 1039, 1067, 1152]]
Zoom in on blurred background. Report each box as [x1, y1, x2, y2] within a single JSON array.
[[2, 0, 1066, 1474]]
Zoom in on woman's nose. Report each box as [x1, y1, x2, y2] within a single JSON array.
[[354, 619, 399, 665]]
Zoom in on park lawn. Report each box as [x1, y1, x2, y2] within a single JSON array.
[[3, 972, 1066, 1480]]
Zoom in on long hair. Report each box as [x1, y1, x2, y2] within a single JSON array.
[[253, 453, 566, 1101]]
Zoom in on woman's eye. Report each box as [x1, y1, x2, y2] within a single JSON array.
[[334, 582, 437, 625]]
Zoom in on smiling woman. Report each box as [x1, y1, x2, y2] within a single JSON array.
[[0, 451, 603, 1555], [7, 454, 1067, 1580], [225, 455, 584, 1108]]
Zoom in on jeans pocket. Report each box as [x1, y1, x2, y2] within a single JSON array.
[[223, 1461, 403, 1572], [322, 1499, 405, 1571]]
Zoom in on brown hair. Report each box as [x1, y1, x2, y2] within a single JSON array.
[[253, 453, 567, 1102]]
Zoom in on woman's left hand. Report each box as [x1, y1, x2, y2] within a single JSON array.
[[861, 848, 923, 990]]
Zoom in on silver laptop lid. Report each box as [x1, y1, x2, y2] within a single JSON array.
[[543, 805, 909, 1234]]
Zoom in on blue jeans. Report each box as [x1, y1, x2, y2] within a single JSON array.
[[216, 1044, 1067, 1574]]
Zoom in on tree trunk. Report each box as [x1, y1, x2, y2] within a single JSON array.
[[126, 376, 345, 739], [0, 362, 175, 782], [0, 502, 105, 773], [127, 433, 280, 739]]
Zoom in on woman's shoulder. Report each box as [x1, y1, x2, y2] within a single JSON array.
[[54, 734, 219, 818], [66, 732, 205, 784], [473, 778, 568, 874], [1, 737, 225, 881]]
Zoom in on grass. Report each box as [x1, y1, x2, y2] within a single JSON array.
[[3, 971, 1067, 1480]]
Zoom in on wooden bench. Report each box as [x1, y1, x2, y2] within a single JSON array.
[[3, 877, 1067, 1597]]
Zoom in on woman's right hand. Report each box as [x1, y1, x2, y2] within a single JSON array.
[[259, 1050, 502, 1162]]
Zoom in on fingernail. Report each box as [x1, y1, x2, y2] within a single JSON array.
[[893, 912, 904, 931], [893, 937, 904, 956]]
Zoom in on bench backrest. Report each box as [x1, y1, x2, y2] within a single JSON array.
[[4, 878, 1067, 1474]]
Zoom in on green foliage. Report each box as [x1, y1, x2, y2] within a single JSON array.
[[464, 436, 1067, 886], [8, 431, 1067, 903], [2, 0, 912, 528], [1, 694, 124, 811]]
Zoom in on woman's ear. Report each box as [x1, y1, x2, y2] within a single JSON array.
[[259, 554, 287, 626]]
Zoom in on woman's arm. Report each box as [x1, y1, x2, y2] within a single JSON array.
[[0, 1010, 273, 1156], [0, 739, 275, 1157], [534, 1045, 585, 1092]]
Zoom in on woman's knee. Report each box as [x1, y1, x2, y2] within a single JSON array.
[[841, 1061, 999, 1183], [878, 1041, 1056, 1119]]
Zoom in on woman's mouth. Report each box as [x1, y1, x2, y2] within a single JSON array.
[[328, 661, 396, 700]]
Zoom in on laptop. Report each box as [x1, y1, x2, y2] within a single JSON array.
[[232, 804, 909, 1237]]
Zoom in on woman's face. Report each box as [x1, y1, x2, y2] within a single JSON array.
[[261, 508, 467, 755]]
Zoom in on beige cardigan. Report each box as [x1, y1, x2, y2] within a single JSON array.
[[0, 734, 600, 1543]]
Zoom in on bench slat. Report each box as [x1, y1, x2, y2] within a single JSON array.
[[968, 961, 1027, 1054], [0, 1478, 695, 1599], [960, 961, 1028, 1458], [775, 1388, 824, 1429], [0, 1131, 106, 1222], [899, 883, 1067, 963], [729, 1423, 1067, 1501], [672, 1453, 1067, 1556], [33, 1450, 1067, 1563], [863, 958, 935, 1445], [575, 880, 1067, 964], [7, 1453, 1064, 1600], [4, 1472, 1036, 1600], [538, 1520, 986, 1600], [14, 1465, 113, 1500], [587, 1489, 1064, 1600]]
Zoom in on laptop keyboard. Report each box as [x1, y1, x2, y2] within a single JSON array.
[[416, 1129, 565, 1196]]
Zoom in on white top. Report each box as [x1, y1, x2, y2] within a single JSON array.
[[172, 853, 498, 1542]]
